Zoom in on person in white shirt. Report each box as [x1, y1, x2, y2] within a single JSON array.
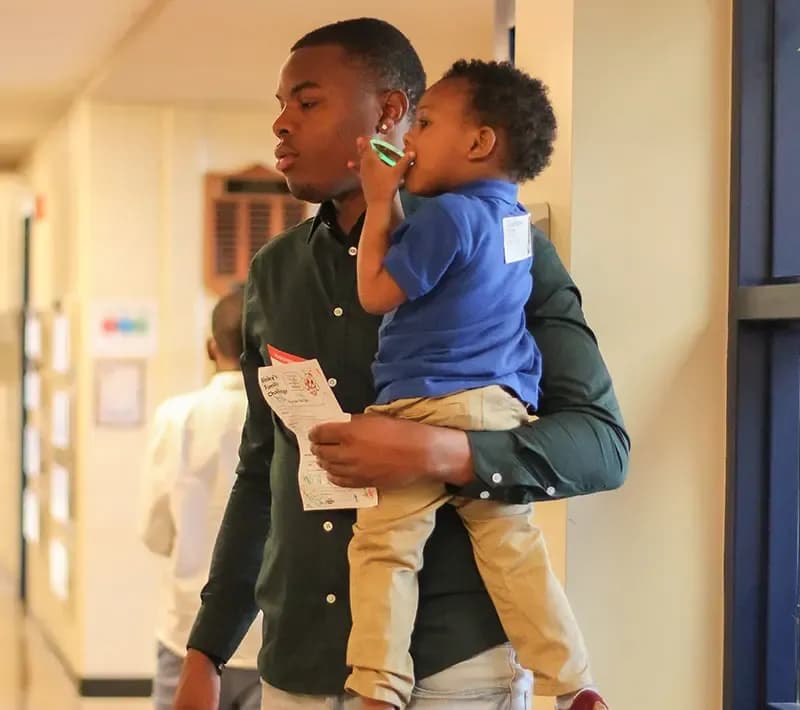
[[140, 287, 262, 710]]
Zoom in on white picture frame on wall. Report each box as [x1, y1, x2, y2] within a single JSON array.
[[94, 359, 146, 428]]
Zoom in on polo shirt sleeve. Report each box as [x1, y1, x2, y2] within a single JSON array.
[[382, 198, 465, 301]]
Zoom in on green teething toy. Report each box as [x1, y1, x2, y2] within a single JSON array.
[[370, 138, 405, 167]]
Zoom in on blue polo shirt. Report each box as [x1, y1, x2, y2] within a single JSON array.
[[373, 179, 542, 408]]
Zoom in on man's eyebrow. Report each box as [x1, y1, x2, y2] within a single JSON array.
[[290, 81, 321, 95], [276, 81, 322, 101]]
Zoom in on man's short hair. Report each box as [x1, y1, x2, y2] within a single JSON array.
[[292, 18, 426, 114], [443, 60, 557, 183], [211, 286, 244, 360]]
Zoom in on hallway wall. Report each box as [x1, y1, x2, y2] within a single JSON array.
[[563, 2, 729, 707]]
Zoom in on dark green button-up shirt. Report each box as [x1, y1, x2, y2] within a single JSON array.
[[188, 200, 629, 694]]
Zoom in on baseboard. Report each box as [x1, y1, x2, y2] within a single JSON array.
[[78, 678, 153, 698], [27, 615, 153, 698]]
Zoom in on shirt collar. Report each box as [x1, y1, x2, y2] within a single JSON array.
[[308, 201, 364, 245], [451, 179, 519, 204], [208, 371, 244, 391]]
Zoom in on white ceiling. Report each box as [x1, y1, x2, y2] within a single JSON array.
[[0, 0, 494, 169], [0, 0, 158, 167], [90, 0, 494, 104]]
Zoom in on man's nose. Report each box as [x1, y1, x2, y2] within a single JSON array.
[[273, 109, 291, 139]]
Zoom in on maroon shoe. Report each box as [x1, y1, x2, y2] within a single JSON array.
[[567, 689, 609, 710]]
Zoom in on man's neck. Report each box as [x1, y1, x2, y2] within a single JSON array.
[[332, 190, 367, 235]]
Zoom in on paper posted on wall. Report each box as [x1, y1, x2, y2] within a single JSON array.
[[258, 356, 377, 511]]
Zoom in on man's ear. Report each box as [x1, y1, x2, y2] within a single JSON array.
[[206, 337, 217, 364], [467, 126, 498, 161], [376, 89, 410, 134]]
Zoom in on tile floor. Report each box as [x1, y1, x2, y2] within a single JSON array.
[[0, 575, 150, 710]]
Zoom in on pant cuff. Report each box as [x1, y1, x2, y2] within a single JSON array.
[[345, 671, 408, 708]]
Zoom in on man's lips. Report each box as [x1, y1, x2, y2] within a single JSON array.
[[275, 147, 298, 172]]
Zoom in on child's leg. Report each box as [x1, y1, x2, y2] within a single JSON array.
[[345, 399, 452, 709], [434, 385, 593, 697], [454, 499, 592, 697]]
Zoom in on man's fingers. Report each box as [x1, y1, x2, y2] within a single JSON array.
[[308, 421, 347, 444], [326, 470, 364, 488], [310, 443, 354, 465]]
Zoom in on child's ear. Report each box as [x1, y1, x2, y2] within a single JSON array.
[[467, 126, 498, 161]]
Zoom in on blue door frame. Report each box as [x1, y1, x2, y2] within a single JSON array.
[[726, 0, 800, 708]]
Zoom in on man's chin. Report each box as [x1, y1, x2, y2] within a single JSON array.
[[284, 178, 326, 204]]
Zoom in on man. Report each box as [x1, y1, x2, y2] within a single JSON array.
[[175, 18, 629, 710], [140, 288, 261, 710]]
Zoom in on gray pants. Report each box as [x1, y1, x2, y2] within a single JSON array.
[[154, 643, 262, 710], [261, 644, 533, 709]]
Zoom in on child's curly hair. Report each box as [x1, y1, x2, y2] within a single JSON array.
[[443, 59, 557, 183]]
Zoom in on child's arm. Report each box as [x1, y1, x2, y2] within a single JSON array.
[[357, 194, 407, 315], [351, 137, 415, 315]]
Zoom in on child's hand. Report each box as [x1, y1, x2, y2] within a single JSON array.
[[348, 136, 415, 205]]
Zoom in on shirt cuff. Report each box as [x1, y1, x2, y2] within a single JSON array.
[[185, 646, 225, 674], [459, 430, 559, 503], [187, 597, 258, 667]]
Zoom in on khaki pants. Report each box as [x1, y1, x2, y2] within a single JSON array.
[[345, 386, 592, 708]]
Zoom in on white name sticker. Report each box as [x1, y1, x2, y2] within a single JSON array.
[[502, 214, 532, 264]]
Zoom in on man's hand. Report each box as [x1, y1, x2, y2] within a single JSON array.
[[173, 650, 221, 710], [308, 414, 475, 489]]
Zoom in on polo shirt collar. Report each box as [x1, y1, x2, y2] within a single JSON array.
[[452, 179, 518, 203]]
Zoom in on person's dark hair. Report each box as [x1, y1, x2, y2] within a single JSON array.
[[211, 286, 244, 360], [292, 18, 426, 114], [443, 59, 557, 182]]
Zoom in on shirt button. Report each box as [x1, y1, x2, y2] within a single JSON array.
[[348, 246, 358, 256], [323, 521, 333, 532], [491, 472, 503, 484], [327, 378, 337, 388], [479, 491, 491, 500], [546, 486, 556, 497], [326, 594, 337, 604], [333, 307, 344, 317]]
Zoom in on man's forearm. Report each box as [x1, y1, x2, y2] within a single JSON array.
[[463, 409, 629, 502]]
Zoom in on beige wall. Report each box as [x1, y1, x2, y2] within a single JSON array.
[[554, 2, 729, 708]]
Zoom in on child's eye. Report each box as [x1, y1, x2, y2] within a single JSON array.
[[417, 118, 430, 129], [300, 101, 317, 110]]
